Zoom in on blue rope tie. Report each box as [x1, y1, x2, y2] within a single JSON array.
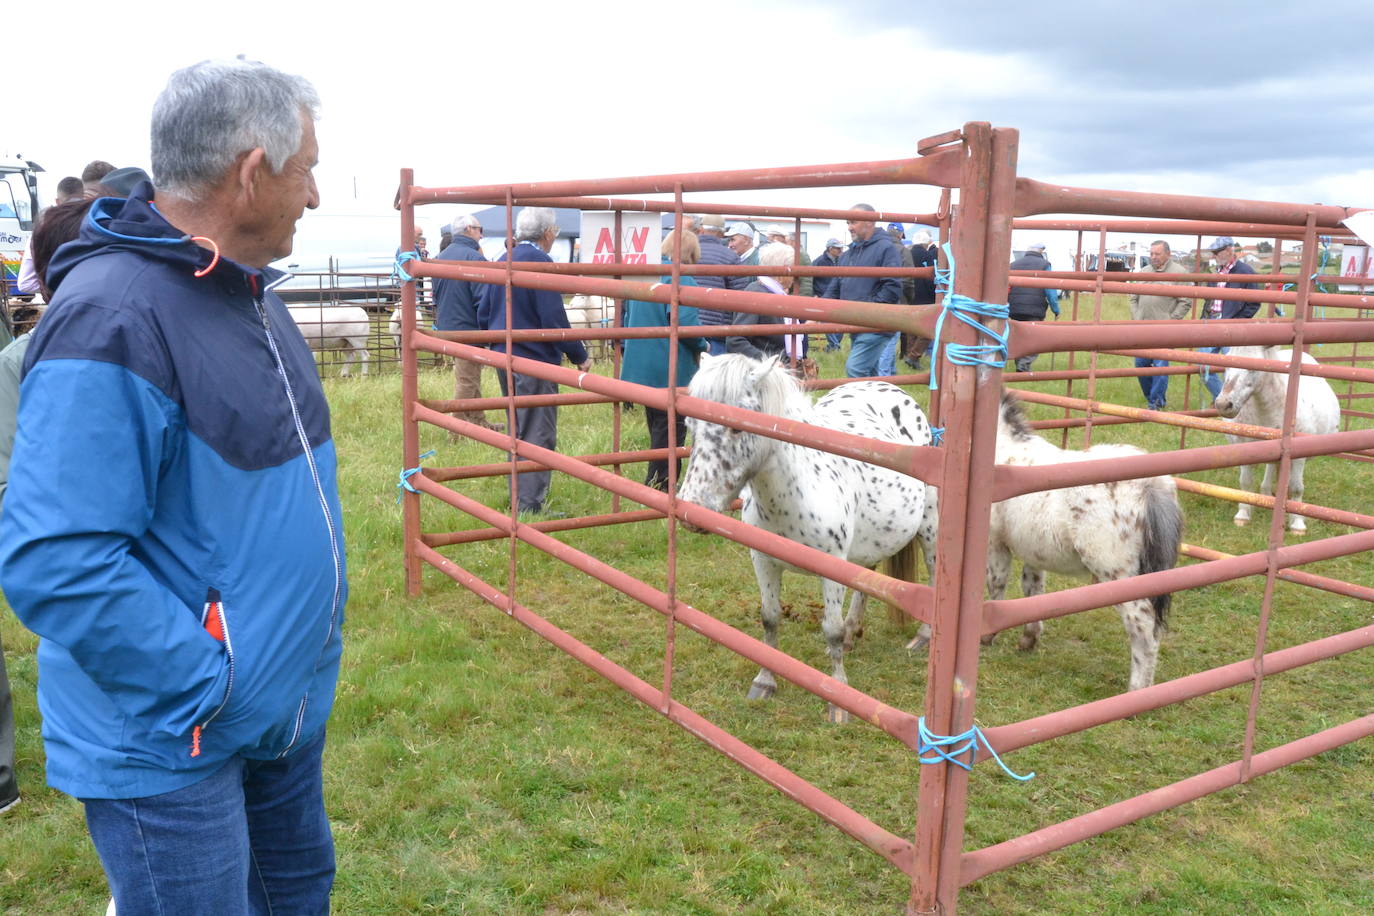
[[392, 250, 421, 284], [930, 426, 945, 447], [927, 243, 1011, 391], [917, 716, 1035, 781], [396, 449, 437, 502]]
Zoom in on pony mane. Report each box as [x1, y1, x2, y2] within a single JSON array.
[[999, 390, 1036, 441], [692, 354, 810, 418]]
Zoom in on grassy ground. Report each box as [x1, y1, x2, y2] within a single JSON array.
[[3, 293, 1373, 914]]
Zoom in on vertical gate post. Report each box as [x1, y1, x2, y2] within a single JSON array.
[[398, 168, 423, 597], [909, 124, 1019, 916]]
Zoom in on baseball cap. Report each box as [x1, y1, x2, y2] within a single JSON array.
[[1027, 242, 1047, 252], [825, 237, 843, 248], [1208, 236, 1236, 252], [887, 222, 904, 233], [725, 223, 754, 239], [700, 214, 726, 231]]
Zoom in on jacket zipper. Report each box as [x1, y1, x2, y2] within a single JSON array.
[[254, 275, 344, 758], [191, 598, 235, 757]]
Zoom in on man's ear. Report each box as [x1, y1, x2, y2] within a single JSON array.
[[236, 148, 270, 202]]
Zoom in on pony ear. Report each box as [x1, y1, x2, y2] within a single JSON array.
[[755, 354, 784, 380]]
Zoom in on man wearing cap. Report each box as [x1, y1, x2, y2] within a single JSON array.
[[813, 238, 846, 351], [1129, 240, 1193, 411], [1007, 243, 1061, 373], [694, 215, 746, 355], [835, 204, 902, 378], [726, 223, 758, 267], [1198, 236, 1260, 400]]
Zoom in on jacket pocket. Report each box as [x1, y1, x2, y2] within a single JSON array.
[[191, 591, 235, 758]]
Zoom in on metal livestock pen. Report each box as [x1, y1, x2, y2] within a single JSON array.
[[390, 122, 1374, 914]]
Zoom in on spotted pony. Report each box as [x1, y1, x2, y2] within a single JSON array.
[[910, 392, 1182, 691], [678, 353, 938, 722]]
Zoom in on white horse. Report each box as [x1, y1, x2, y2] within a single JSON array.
[[1213, 345, 1340, 534], [288, 305, 371, 377], [911, 392, 1182, 691], [678, 354, 938, 723], [565, 294, 614, 330]]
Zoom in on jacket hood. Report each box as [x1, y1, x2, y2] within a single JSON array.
[[45, 182, 285, 294]]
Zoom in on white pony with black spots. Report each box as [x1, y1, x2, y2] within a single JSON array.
[[910, 392, 1182, 691], [678, 353, 938, 723], [1212, 345, 1339, 535]]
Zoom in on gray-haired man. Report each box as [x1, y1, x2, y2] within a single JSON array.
[[0, 59, 343, 913]]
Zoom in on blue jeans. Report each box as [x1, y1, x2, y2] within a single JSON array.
[[1198, 346, 1226, 400], [706, 337, 728, 356], [83, 729, 334, 916], [876, 333, 899, 376], [824, 332, 842, 350], [1135, 356, 1171, 408], [846, 331, 898, 378]]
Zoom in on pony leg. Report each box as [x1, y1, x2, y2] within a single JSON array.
[[821, 578, 851, 724], [1284, 458, 1308, 534], [841, 581, 867, 652], [1233, 463, 1255, 526], [980, 544, 1013, 646], [902, 492, 941, 653], [747, 552, 783, 701], [1118, 599, 1160, 690], [1018, 567, 1045, 652]]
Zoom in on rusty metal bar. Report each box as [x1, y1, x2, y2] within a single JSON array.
[[410, 152, 963, 204], [960, 714, 1374, 886], [399, 168, 423, 597], [1181, 543, 1374, 602], [409, 537, 919, 875], [414, 405, 930, 619], [982, 623, 1374, 755], [1013, 216, 1352, 239], [410, 476, 925, 746], [984, 527, 1374, 636], [1171, 477, 1374, 530]]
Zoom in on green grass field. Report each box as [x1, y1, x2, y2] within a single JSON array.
[[3, 293, 1373, 914]]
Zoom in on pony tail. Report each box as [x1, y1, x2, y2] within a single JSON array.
[[1139, 479, 1184, 629]]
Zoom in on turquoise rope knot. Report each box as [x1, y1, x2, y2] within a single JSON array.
[[927, 243, 1010, 391], [917, 716, 1034, 781], [396, 449, 437, 502], [392, 250, 421, 284], [930, 426, 945, 447]]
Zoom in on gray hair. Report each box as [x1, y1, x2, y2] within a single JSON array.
[[515, 207, 557, 242], [451, 213, 481, 234], [1151, 239, 1171, 253], [151, 58, 320, 201], [757, 242, 795, 269]]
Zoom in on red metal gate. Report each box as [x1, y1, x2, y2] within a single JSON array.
[[393, 122, 1374, 914]]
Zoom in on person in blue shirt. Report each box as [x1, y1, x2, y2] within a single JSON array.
[[0, 59, 345, 914]]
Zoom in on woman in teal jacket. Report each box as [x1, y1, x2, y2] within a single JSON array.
[[620, 230, 706, 490]]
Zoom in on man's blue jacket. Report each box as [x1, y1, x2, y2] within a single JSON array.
[[433, 234, 487, 331], [477, 242, 589, 366], [0, 188, 346, 799], [835, 233, 902, 307]]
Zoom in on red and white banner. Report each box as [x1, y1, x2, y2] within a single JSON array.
[[579, 211, 658, 265]]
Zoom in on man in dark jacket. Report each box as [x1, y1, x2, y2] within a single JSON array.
[[0, 59, 345, 913], [836, 205, 902, 378], [478, 207, 592, 516], [694, 215, 747, 355], [1198, 236, 1260, 399], [813, 238, 845, 351], [1007, 243, 1060, 372], [434, 213, 502, 430], [904, 230, 940, 369]]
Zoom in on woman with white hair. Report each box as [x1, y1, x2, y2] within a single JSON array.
[[620, 230, 705, 491], [725, 242, 806, 368]]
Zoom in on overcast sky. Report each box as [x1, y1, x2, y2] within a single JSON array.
[[8, 1, 1372, 256]]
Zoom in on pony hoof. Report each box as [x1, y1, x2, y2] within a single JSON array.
[[906, 634, 930, 653], [1017, 636, 1039, 652], [826, 705, 851, 725], [746, 683, 776, 701], [1233, 517, 1249, 527]]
